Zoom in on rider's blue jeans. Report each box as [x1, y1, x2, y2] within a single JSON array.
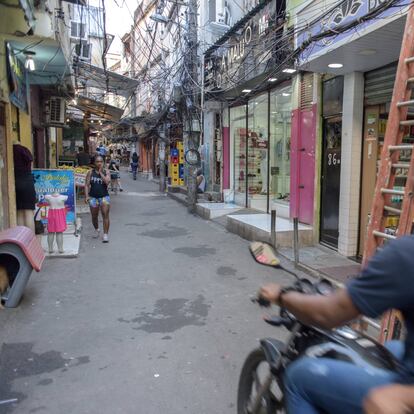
[[284, 341, 404, 414]]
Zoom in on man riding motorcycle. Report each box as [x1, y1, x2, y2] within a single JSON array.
[[259, 235, 414, 414]]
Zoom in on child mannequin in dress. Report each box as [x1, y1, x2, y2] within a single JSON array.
[[45, 193, 68, 253]]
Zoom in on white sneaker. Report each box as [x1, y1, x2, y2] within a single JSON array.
[[93, 229, 100, 238], [102, 234, 109, 243]]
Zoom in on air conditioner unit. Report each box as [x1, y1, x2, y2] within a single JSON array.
[[45, 97, 66, 126]]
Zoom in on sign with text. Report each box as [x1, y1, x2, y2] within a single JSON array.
[[204, 0, 286, 92], [296, 0, 406, 63], [33, 169, 76, 225]]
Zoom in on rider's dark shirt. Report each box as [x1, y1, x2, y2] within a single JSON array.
[[347, 235, 414, 382]]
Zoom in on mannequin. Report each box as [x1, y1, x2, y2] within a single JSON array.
[[13, 142, 36, 232], [45, 193, 68, 253]]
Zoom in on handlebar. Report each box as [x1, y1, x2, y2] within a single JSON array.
[[251, 296, 271, 308]]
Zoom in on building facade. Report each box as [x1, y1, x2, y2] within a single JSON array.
[[0, 0, 75, 230]]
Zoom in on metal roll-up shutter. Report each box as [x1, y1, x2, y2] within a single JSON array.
[[364, 62, 398, 106]]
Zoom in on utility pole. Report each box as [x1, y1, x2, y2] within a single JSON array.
[[185, 0, 199, 212]]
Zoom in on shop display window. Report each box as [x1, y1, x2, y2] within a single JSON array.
[[270, 85, 292, 204], [229, 84, 292, 211], [231, 105, 247, 203], [247, 93, 269, 212]]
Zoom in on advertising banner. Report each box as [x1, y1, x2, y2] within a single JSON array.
[[33, 169, 76, 225], [6, 42, 29, 113]]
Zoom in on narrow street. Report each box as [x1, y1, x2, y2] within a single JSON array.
[[0, 173, 290, 414]]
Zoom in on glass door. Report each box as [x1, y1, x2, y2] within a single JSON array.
[[247, 93, 269, 212], [270, 85, 292, 206], [231, 105, 247, 206]]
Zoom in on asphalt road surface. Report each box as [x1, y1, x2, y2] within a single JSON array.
[[0, 174, 291, 414]]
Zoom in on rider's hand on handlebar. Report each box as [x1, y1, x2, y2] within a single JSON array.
[[363, 384, 413, 414], [258, 284, 282, 306]]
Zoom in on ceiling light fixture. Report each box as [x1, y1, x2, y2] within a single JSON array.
[[268, 77, 278, 82], [328, 63, 343, 68], [242, 89, 251, 93], [24, 51, 36, 71], [282, 92, 291, 97], [282, 68, 296, 74]]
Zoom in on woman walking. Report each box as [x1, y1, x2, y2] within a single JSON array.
[[85, 155, 111, 243], [131, 152, 139, 180]]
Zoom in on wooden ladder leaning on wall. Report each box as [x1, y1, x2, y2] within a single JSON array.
[[363, 1, 414, 342]]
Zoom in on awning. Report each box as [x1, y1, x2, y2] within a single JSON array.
[[72, 95, 124, 121], [74, 61, 139, 98]]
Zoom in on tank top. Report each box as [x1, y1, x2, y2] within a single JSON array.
[[89, 169, 109, 198]]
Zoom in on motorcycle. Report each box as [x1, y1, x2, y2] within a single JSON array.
[[237, 241, 400, 414]]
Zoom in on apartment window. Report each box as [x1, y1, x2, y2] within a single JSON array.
[[208, 0, 216, 22], [75, 42, 91, 61], [71, 21, 86, 39]]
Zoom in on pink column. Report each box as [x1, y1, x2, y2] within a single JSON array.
[[290, 105, 317, 225]]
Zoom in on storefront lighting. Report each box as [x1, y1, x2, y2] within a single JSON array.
[[242, 89, 252, 93], [358, 49, 377, 56], [328, 63, 343, 68], [268, 77, 278, 82], [282, 68, 296, 74], [24, 51, 36, 71]]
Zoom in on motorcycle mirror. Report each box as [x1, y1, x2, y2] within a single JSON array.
[[249, 242, 281, 268]]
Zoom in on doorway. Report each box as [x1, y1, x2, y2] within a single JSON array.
[[320, 117, 342, 248]]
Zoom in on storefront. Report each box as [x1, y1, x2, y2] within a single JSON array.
[[359, 62, 399, 256], [203, 0, 295, 214], [230, 83, 292, 213]]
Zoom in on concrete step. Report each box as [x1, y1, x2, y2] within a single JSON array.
[[226, 213, 313, 248]]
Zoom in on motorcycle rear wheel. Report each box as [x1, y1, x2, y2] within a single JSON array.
[[237, 347, 284, 414]]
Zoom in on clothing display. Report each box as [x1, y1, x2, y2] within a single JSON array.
[[45, 194, 68, 233]]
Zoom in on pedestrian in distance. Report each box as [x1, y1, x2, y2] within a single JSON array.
[[76, 146, 91, 166], [85, 155, 111, 243], [131, 152, 139, 180], [96, 142, 107, 157], [108, 156, 121, 194]]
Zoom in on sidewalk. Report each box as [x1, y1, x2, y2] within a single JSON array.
[[279, 244, 361, 285]]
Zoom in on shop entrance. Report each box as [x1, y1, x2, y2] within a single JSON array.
[[320, 117, 342, 248]]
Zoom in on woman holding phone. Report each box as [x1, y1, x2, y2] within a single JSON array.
[[85, 155, 111, 243]]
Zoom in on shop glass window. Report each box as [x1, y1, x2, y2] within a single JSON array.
[[247, 92, 269, 212], [231, 105, 247, 205], [269, 84, 292, 204]]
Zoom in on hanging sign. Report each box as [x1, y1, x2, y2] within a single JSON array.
[[6, 43, 29, 113], [204, 0, 280, 91], [33, 169, 76, 225], [296, 0, 406, 63]]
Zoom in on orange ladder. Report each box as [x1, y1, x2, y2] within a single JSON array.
[[363, 3, 414, 342]]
